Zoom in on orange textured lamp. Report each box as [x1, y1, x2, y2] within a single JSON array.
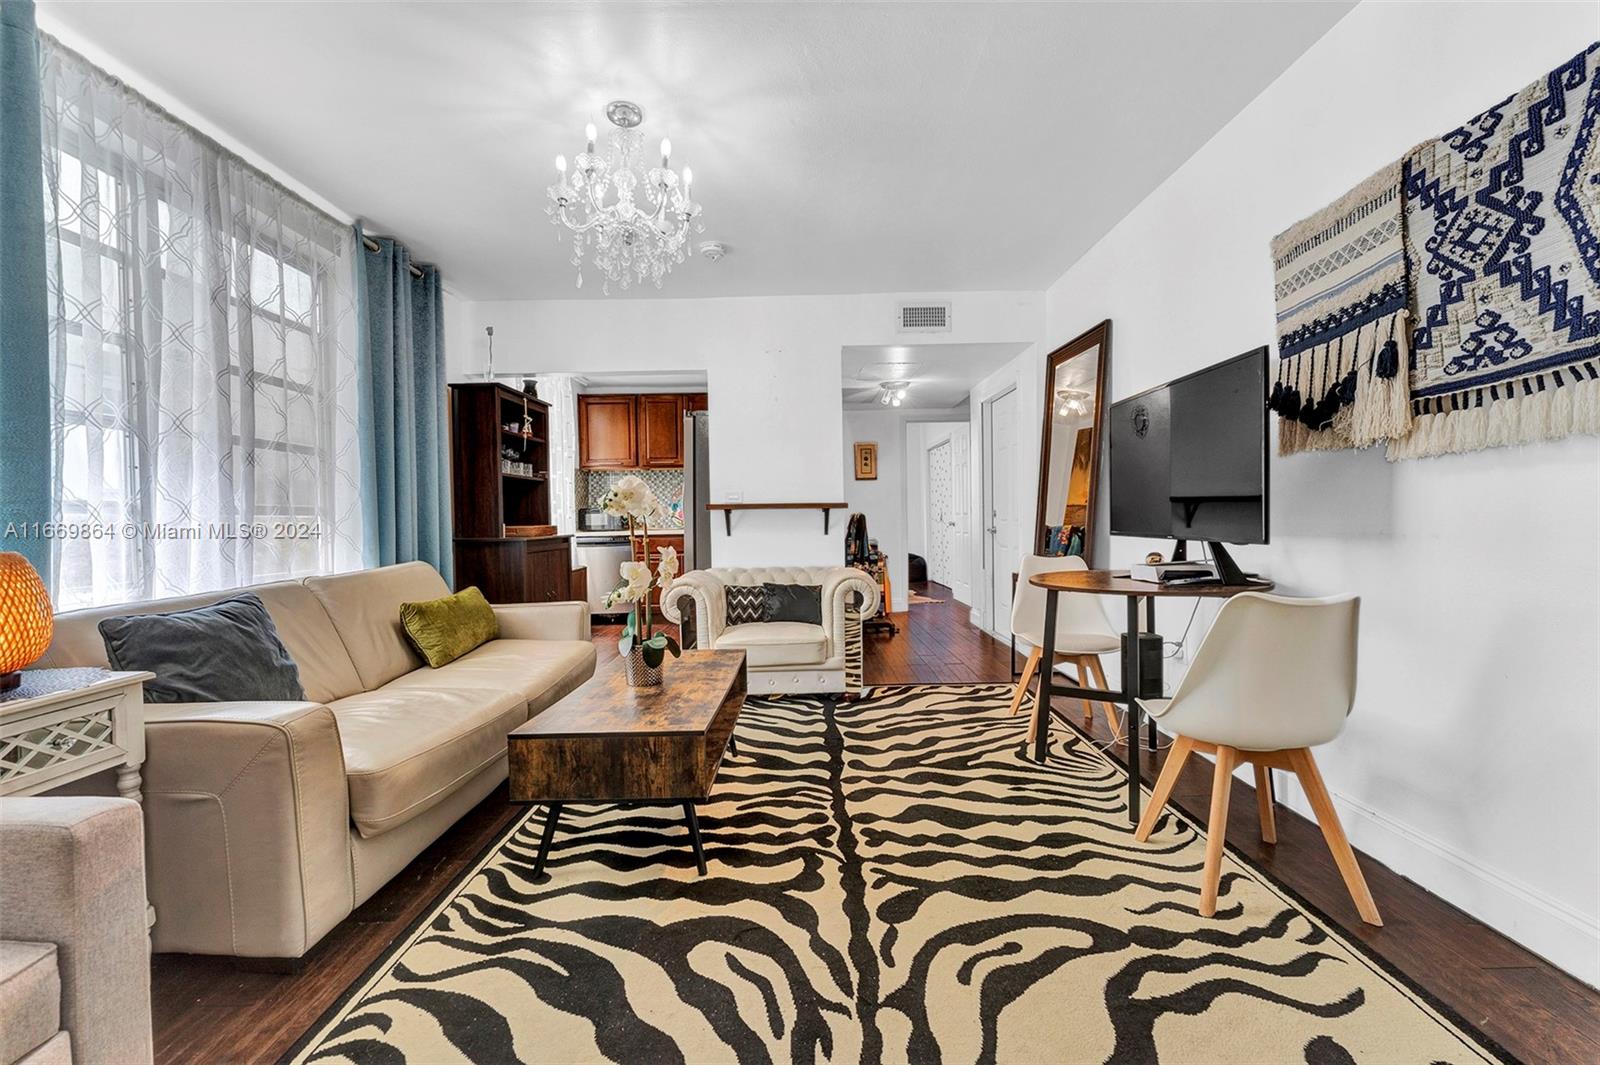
[[0, 552, 53, 691]]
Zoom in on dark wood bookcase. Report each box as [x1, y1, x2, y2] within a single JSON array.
[[448, 382, 573, 603]]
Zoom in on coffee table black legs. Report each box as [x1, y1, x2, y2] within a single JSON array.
[[530, 800, 709, 878], [532, 801, 564, 878], [684, 802, 708, 876]]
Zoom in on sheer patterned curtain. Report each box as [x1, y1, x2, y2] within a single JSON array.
[[39, 37, 363, 609], [535, 374, 580, 535]]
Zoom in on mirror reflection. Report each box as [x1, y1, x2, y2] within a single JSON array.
[[1035, 322, 1111, 564]]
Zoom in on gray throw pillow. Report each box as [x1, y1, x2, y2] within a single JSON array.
[[99, 592, 305, 703], [763, 583, 823, 624]]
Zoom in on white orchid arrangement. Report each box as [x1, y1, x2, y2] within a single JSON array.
[[600, 475, 682, 669]]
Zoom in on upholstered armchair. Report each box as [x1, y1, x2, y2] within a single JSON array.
[[660, 566, 880, 695], [0, 797, 154, 1065]]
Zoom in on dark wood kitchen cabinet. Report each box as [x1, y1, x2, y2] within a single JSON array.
[[577, 395, 638, 469], [454, 536, 572, 604], [578, 392, 707, 469], [638, 394, 686, 468]]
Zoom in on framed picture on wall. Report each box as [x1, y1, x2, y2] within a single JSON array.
[[854, 442, 878, 480]]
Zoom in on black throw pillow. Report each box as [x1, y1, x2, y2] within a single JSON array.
[[763, 583, 823, 624], [99, 592, 305, 703], [725, 585, 767, 626]]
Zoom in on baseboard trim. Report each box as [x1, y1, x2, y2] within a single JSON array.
[[1270, 772, 1600, 988]]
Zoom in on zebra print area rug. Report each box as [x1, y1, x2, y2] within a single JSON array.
[[286, 685, 1504, 1065]]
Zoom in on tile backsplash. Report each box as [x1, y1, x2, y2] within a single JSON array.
[[577, 468, 686, 529]]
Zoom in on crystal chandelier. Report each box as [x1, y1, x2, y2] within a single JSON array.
[[1056, 388, 1090, 417], [546, 100, 704, 294]]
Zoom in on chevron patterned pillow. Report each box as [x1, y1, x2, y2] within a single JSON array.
[[725, 585, 767, 626]]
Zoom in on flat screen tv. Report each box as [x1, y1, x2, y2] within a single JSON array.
[[1109, 347, 1269, 582]]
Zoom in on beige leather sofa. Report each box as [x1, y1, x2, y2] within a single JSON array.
[[39, 562, 595, 960], [660, 566, 879, 694], [0, 797, 153, 1065]]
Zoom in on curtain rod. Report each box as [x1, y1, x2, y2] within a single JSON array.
[[360, 235, 426, 279]]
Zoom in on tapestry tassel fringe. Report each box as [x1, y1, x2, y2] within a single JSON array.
[[1386, 361, 1600, 461], [1271, 311, 1412, 457]]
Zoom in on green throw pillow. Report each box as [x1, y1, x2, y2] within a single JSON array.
[[399, 587, 499, 668]]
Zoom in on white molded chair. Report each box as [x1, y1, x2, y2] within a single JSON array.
[[1008, 555, 1121, 741], [1132, 592, 1381, 926]]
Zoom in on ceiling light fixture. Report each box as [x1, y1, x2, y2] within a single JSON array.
[[547, 100, 704, 294], [878, 380, 912, 407], [1056, 388, 1090, 417]]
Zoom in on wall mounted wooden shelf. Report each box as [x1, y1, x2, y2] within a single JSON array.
[[705, 502, 849, 535]]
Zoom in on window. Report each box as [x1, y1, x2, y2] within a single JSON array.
[[40, 39, 363, 609]]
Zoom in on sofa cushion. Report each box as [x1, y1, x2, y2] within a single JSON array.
[[42, 580, 365, 704], [716, 622, 828, 667], [14, 1031, 70, 1065], [0, 941, 61, 1064], [99, 593, 305, 703], [382, 639, 597, 716], [763, 582, 822, 624], [305, 563, 452, 690], [329, 685, 526, 837], [725, 585, 766, 626], [400, 587, 499, 668]]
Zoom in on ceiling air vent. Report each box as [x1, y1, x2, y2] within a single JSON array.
[[897, 301, 951, 333]]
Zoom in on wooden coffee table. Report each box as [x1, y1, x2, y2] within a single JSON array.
[[507, 648, 747, 877]]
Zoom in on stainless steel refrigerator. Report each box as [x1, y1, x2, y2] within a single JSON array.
[[682, 410, 711, 570]]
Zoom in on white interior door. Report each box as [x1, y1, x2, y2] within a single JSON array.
[[986, 388, 1021, 634], [926, 437, 954, 586], [949, 425, 972, 606]]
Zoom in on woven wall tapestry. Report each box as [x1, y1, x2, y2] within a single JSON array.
[[1390, 42, 1600, 459], [1271, 41, 1600, 460], [1270, 161, 1414, 456]]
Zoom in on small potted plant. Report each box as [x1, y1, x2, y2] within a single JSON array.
[[600, 475, 682, 686]]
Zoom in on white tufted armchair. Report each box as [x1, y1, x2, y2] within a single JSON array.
[[659, 566, 881, 695]]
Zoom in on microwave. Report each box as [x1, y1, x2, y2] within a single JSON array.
[[578, 508, 626, 532]]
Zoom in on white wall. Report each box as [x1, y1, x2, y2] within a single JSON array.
[[449, 292, 1042, 569], [1041, 1, 1600, 982], [968, 348, 1047, 636], [842, 410, 966, 612]]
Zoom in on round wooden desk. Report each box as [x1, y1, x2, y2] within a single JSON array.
[[1026, 569, 1274, 824]]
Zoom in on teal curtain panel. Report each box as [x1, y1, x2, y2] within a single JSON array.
[[0, 0, 51, 580], [355, 224, 451, 582]]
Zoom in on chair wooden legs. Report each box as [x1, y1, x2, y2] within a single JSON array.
[[1016, 650, 1114, 745], [1084, 656, 1118, 738], [1199, 745, 1239, 917], [1008, 646, 1042, 718], [1133, 734, 1193, 842], [1253, 763, 1277, 844], [1289, 748, 1383, 926], [1133, 738, 1382, 926]]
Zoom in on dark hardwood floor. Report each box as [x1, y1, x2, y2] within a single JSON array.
[[148, 582, 1599, 1064]]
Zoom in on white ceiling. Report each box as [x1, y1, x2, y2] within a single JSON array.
[[39, 1, 1351, 302], [842, 342, 1031, 410]]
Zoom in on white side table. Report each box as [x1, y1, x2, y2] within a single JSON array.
[[0, 668, 154, 801]]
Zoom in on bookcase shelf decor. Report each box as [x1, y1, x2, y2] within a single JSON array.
[[448, 382, 573, 604]]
